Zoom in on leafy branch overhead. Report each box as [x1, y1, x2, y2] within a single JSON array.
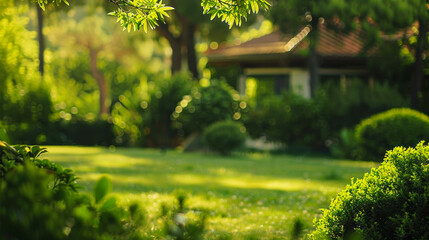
[[108, 0, 271, 32], [202, 0, 270, 28], [35, 0, 69, 10], [35, 0, 270, 32], [108, 0, 174, 32]]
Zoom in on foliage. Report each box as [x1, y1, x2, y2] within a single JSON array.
[[314, 80, 409, 138], [329, 129, 359, 160], [0, 122, 9, 142], [47, 145, 377, 239], [244, 92, 326, 149], [2, 85, 54, 144], [0, 164, 75, 239], [201, 0, 270, 28], [172, 81, 247, 135], [0, 141, 79, 192], [160, 190, 207, 240], [0, 2, 56, 144], [112, 73, 194, 147], [203, 121, 247, 155], [244, 80, 408, 151], [108, 0, 270, 32], [290, 217, 308, 240], [0, 142, 211, 239], [108, 0, 175, 32], [355, 108, 429, 161], [49, 119, 115, 146], [0, 164, 147, 240], [310, 142, 429, 240], [35, 0, 69, 10], [143, 73, 194, 147]]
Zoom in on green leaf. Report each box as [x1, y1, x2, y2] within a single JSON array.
[[100, 196, 117, 212], [38, 3, 45, 11], [94, 176, 111, 204], [143, 19, 148, 33]]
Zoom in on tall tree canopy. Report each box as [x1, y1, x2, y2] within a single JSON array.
[[36, 0, 270, 78], [107, 0, 268, 78], [355, 0, 428, 107], [268, 0, 360, 95], [269, 0, 427, 104], [35, 0, 270, 29]]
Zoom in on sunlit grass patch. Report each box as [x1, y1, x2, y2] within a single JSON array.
[[46, 146, 377, 239]]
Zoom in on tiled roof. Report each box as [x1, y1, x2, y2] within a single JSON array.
[[205, 23, 414, 62]]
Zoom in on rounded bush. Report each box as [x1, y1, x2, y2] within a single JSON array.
[[203, 121, 247, 155], [355, 108, 429, 161], [310, 142, 429, 240], [172, 81, 246, 135]]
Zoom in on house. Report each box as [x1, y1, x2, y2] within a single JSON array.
[[205, 24, 410, 99]]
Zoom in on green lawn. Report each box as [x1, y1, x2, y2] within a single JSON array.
[[45, 146, 378, 239]]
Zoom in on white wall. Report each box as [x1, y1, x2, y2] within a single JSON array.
[[290, 69, 311, 99], [241, 68, 311, 99]]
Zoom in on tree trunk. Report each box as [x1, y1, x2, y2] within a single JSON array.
[[156, 23, 182, 74], [308, 22, 320, 97], [89, 49, 109, 117], [183, 21, 198, 79], [411, 19, 427, 108], [36, 5, 45, 76]]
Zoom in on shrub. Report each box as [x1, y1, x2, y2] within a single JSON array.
[[329, 128, 359, 159], [0, 122, 8, 142], [48, 119, 115, 146], [0, 141, 78, 191], [203, 121, 247, 155], [1, 85, 54, 145], [0, 142, 207, 239], [172, 81, 247, 135], [314, 80, 408, 135], [0, 164, 74, 239], [244, 92, 326, 149], [0, 165, 147, 240], [144, 73, 194, 147], [111, 73, 194, 147], [355, 108, 429, 161], [309, 142, 429, 240]]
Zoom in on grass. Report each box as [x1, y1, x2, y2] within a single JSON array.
[[45, 146, 378, 239]]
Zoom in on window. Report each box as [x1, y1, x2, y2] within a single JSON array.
[[245, 74, 290, 101]]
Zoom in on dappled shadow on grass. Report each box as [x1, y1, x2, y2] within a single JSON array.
[[46, 146, 378, 197], [45, 146, 378, 240]]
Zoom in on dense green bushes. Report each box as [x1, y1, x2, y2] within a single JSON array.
[[111, 73, 194, 147], [244, 92, 326, 149], [172, 81, 247, 135], [0, 142, 206, 239], [355, 108, 429, 161], [203, 121, 247, 155], [315, 80, 408, 135], [49, 119, 115, 146], [244, 80, 409, 151], [0, 122, 8, 142], [310, 142, 429, 239]]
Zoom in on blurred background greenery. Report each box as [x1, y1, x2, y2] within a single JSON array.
[[1, 0, 429, 239], [0, 0, 427, 158]]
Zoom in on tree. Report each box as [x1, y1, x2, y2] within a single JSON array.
[[268, 0, 360, 96], [35, 0, 270, 81], [33, 0, 71, 77], [355, 0, 428, 108], [47, 4, 134, 117], [0, 1, 53, 144], [105, 0, 267, 78], [36, 0, 269, 79]]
